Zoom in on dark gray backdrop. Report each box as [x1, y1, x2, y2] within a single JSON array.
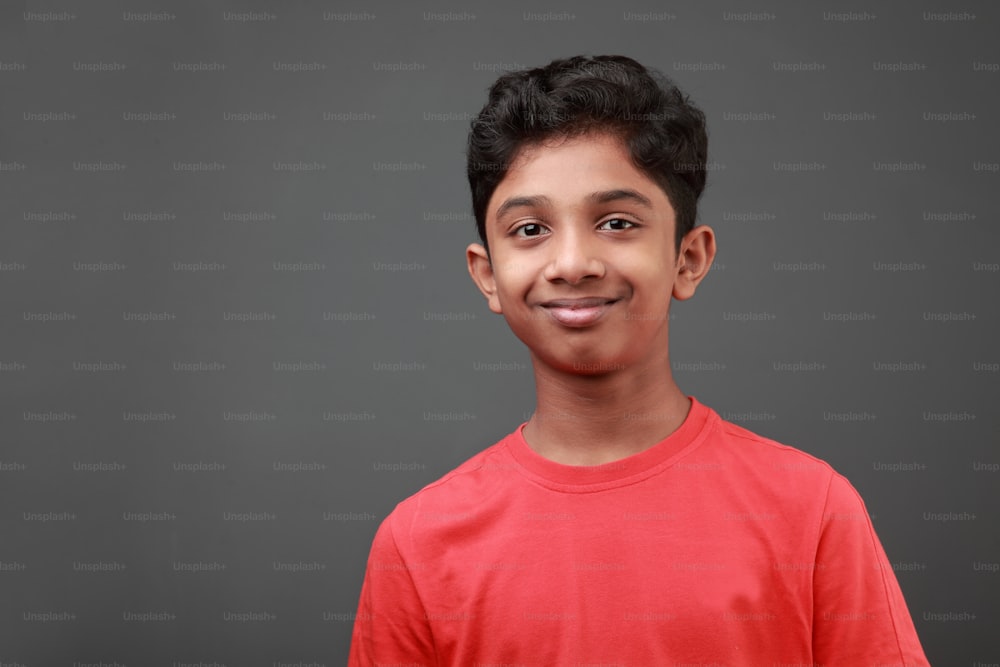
[[1, 1, 997, 664]]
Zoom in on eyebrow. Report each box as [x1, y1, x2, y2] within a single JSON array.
[[494, 188, 655, 223]]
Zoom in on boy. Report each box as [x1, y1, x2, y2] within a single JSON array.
[[348, 55, 929, 665]]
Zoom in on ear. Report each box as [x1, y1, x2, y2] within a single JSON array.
[[466, 243, 503, 314], [672, 224, 717, 301]]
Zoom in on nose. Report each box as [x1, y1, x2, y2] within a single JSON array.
[[541, 224, 606, 285]]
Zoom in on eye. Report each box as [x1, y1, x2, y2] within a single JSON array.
[[513, 223, 549, 238], [598, 218, 639, 231]]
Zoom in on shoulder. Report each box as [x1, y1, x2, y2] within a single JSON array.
[[377, 430, 518, 536], [711, 412, 835, 468], [701, 410, 844, 500], [697, 411, 878, 548]]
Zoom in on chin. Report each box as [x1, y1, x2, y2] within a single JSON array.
[[540, 350, 631, 376]]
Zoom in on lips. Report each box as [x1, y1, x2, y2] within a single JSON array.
[[540, 297, 620, 327], [540, 297, 618, 309]]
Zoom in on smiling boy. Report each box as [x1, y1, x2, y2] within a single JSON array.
[[348, 55, 929, 666]]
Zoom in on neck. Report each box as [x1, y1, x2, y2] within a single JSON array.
[[523, 350, 691, 466]]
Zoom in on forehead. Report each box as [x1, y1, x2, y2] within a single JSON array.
[[488, 130, 670, 215], [507, 129, 632, 172]]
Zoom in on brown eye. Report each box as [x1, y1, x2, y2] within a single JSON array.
[[515, 223, 547, 237], [599, 218, 638, 231]]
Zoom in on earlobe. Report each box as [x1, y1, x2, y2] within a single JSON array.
[[672, 225, 717, 301], [466, 243, 503, 314]]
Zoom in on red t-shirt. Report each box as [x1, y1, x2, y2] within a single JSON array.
[[349, 396, 929, 666]]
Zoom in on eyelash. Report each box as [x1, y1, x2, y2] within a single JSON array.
[[511, 218, 641, 238]]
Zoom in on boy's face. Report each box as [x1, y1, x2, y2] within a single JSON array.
[[466, 130, 714, 375]]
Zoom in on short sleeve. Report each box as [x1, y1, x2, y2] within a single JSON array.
[[811, 473, 930, 666], [348, 515, 437, 666]]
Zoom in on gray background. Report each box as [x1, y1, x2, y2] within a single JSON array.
[[1, 0, 997, 664]]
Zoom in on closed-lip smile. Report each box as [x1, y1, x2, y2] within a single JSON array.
[[539, 297, 621, 327], [540, 297, 619, 309]]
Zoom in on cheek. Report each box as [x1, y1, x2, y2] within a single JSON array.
[[494, 261, 537, 297], [627, 262, 673, 296]]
